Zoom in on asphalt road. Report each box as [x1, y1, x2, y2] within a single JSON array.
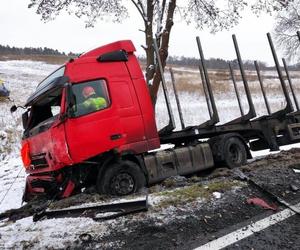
[[225, 213, 300, 250]]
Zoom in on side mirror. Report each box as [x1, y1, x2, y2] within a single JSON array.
[[66, 83, 76, 117], [10, 105, 17, 113], [10, 104, 27, 114]]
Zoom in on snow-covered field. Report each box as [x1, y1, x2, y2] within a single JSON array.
[[0, 60, 300, 249], [155, 66, 300, 129], [0, 61, 59, 214]]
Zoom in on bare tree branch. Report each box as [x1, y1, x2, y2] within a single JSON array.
[[28, 0, 294, 104], [273, 1, 300, 61], [131, 0, 147, 22]]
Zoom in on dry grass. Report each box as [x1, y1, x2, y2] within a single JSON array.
[[156, 180, 243, 208], [169, 67, 300, 97], [0, 54, 70, 65], [0, 97, 9, 102], [170, 69, 232, 94]]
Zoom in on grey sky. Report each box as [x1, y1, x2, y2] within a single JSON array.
[[0, 1, 279, 65]]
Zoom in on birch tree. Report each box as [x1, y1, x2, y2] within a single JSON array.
[[28, 0, 292, 104], [273, 0, 300, 61]]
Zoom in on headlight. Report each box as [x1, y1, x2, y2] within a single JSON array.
[[21, 142, 31, 168]]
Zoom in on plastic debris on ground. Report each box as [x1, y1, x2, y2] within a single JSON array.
[[213, 192, 222, 199], [246, 197, 277, 211]]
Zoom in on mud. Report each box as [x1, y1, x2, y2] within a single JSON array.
[[56, 149, 300, 249]]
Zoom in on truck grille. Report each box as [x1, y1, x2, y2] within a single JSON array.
[[31, 153, 48, 168]]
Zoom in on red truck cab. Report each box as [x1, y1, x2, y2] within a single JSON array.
[[21, 40, 160, 200]]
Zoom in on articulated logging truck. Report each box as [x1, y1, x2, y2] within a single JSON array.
[[15, 33, 300, 202]]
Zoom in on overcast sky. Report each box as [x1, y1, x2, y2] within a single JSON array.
[[0, 1, 280, 65]]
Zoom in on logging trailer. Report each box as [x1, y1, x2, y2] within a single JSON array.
[[12, 32, 300, 202]]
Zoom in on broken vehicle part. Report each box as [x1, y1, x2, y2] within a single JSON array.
[[33, 197, 148, 222], [234, 169, 300, 215], [247, 197, 277, 211]]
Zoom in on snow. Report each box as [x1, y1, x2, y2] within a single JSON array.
[[0, 216, 111, 249], [0, 60, 61, 215], [0, 60, 300, 248], [251, 142, 300, 159], [0, 157, 24, 213], [213, 192, 222, 199]]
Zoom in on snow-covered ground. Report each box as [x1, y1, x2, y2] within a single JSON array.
[[0, 60, 300, 249], [0, 61, 59, 214]]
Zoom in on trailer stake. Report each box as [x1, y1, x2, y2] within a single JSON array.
[[169, 68, 185, 129], [267, 33, 293, 114], [196, 36, 219, 126], [229, 63, 244, 116], [282, 58, 299, 111], [153, 39, 176, 134], [254, 61, 271, 115], [232, 34, 256, 120], [199, 64, 213, 119]]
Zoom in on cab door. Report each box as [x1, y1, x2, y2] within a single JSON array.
[[64, 78, 125, 163]]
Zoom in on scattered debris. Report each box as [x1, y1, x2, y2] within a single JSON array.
[[213, 192, 222, 199], [290, 184, 299, 192], [162, 176, 188, 188], [210, 168, 233, 178], [33, 197, 149, 222], [79, 233, 92, 243], [234, 168, 300, 215], [246, 197, 277, 211], [293, 169, 300, 174]]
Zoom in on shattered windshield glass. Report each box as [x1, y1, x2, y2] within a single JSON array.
[[36, 66, 65, 93]]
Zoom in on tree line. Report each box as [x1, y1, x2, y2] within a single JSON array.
[[0, 44, 72, 56], [166, 56, 268, 70], [140, 55, 300, 71]]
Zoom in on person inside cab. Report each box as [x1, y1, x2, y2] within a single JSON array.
[[77, 86, 107, 115]]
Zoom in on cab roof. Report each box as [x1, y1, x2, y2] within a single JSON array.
[[79, 40, 136, 59], [25, 40, 136, 106]]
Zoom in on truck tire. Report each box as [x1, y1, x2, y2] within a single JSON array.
[[97, 160, 146, 196], [223, 137, 247, 168]]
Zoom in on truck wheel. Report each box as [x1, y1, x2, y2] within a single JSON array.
[[223, 137, 247, 168], [97, 160, 146, 196]]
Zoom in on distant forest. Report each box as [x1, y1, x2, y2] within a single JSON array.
[[0, 44, 75, 56], [166, 56, 267, 70], [1, 44, 299, 70], [166, 56, 300, 71]]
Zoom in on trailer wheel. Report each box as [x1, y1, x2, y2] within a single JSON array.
[[97, 160, 146, 196], [223, 137, 247, 168]]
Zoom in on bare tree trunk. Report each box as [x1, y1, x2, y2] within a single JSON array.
[[145, 1, 155, 83], [149, 0, 176, 105]]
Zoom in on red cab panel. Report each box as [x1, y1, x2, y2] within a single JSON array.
[[23, 39, 160, 171]]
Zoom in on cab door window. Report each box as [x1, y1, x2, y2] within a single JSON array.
[[72, 79, 110, 117]]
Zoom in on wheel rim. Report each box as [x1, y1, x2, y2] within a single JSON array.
[[229, 144, 242, 164], [110, 173, 135, 195]]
